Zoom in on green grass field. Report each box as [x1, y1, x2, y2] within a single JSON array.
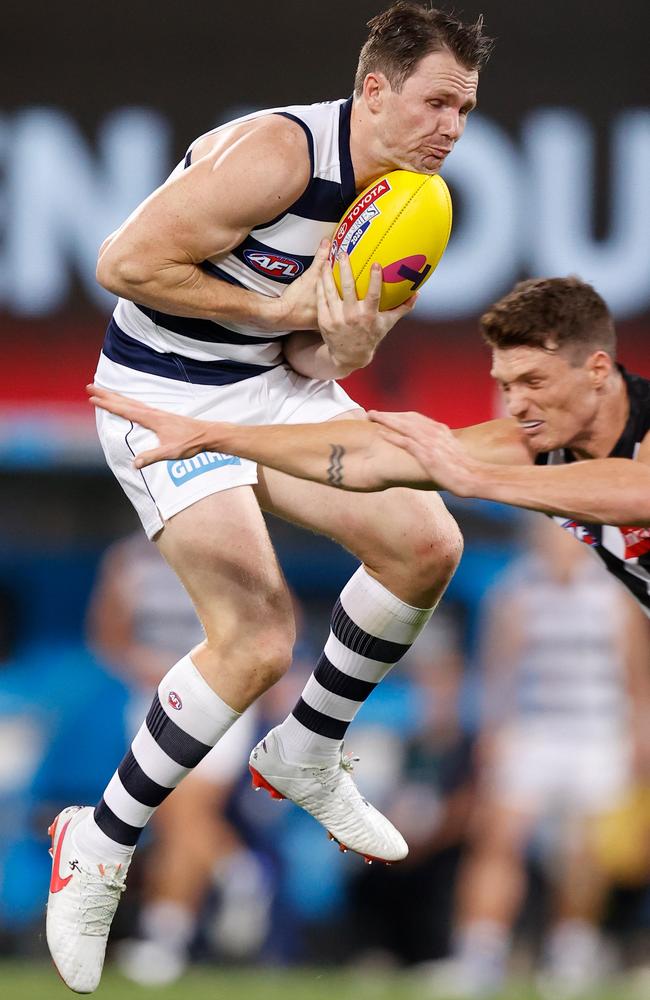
[[0, 962, 638, 1000]]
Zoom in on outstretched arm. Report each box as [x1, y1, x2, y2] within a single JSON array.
[[372, 410, 650, 526], [87, 386, 431, 492], [90, 387, 650, 523]]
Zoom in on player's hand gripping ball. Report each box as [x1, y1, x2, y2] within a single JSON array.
[[330, 170, 452, 310]]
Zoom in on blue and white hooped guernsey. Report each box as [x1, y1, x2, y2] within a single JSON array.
[[102, 98, 356, 386]]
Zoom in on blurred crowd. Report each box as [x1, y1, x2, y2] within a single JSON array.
[[2, 514, 650, 995]]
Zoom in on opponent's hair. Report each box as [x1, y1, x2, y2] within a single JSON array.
[[480, 277, 617, 362], [354, 2, 494, 96]]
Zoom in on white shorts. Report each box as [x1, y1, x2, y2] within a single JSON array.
[[94, 354, 360, 538], [488, 724, 632, 816]]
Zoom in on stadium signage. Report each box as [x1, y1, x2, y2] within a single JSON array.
[[2, 108, 649, 320]]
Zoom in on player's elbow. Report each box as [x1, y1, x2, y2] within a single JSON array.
[[96, 247, 152, 297]]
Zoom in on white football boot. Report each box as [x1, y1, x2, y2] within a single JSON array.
[[46, 806, 129, 993], [249, 727, 408, 863]]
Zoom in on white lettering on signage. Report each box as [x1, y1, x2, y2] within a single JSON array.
[[416, 110, 650, 319], [0, 108, 649, 320], [0, 108, 170, 314]]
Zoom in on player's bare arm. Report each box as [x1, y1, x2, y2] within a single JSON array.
[[96, 115, 416, 376], [88, 384, 650, 525], [86, 390, 535, 491], [97, 116, 316, 331], [372, 410, 650, 526], [87, 385, 430, 490]]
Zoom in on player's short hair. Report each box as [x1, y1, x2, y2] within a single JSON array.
[[354, 2, 494, 96], [480, 277, 617, 363]]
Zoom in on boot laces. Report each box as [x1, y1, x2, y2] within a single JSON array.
[[341, 750, 361, 773], [80, 864, 127, 936], [315, 748, 362, 794]]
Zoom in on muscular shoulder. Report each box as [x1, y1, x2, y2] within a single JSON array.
[[189, 115, 311, 223], [454, 417, 534, 466]]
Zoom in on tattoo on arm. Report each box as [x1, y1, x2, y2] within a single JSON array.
[[327, 444, 345, 486]]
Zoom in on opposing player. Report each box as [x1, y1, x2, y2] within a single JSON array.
[[47, 3, 493, 993], [90, 276, 650, 618]]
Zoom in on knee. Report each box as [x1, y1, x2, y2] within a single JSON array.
[[250, 590, 296, 687], [422, 508, 464, 583], [247, 626, 295, 689], [200, 625, 294, 695], [201, 591, 296, 692], [392, 498, 464, 591]]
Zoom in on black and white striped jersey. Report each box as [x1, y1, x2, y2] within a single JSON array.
[[536, 367, 650, 617], [102, 98, 356, 387]]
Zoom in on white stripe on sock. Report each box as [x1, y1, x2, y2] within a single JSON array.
[[325, 633, 394, 683], [275, 569, 436, 764], [340, 566, 434, 643], [157, 654, 241, 743], [131, 723, 192, 788], [301, 676, 361, 722], [103, 772, 151, 829]]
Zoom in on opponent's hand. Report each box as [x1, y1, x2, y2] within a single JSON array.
[[318, 252, 417, 371], [368, 410, 477, 497], [87, 385, 233, 468]]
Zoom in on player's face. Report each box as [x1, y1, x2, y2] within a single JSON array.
[[490, 345, 603, 453], [376, 50, 478, 173]]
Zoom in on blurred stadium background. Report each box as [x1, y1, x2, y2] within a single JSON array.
[[2, 1, 650, 997]]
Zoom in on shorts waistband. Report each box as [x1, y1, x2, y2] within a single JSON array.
[[102, 318, 281, 386]]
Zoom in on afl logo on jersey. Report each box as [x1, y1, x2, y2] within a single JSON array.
[[168, 691, 183, 711], [243, 250, 304, 279]]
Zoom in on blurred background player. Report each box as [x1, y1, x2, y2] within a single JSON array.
[[430, 517, 650, 998], [86, 533, 268, 986]]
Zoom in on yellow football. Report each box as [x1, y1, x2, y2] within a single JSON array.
[[329, 170, 452, 310]]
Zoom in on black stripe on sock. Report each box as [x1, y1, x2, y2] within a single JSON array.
[[118, 749, 172, 808], [146, 696, 212, 769], [313, 653, 376, 702], [94, 798, 145, 847], [292, 697, 349, 741], [331, 599, 410, 663]]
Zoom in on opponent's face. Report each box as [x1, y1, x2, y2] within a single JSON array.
[[371, 50, 478, 173], [490, 345, 604, 453]]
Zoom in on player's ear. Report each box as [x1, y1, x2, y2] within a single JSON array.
[[363, 72, 389, 112], [586, 349, 613, 389]]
